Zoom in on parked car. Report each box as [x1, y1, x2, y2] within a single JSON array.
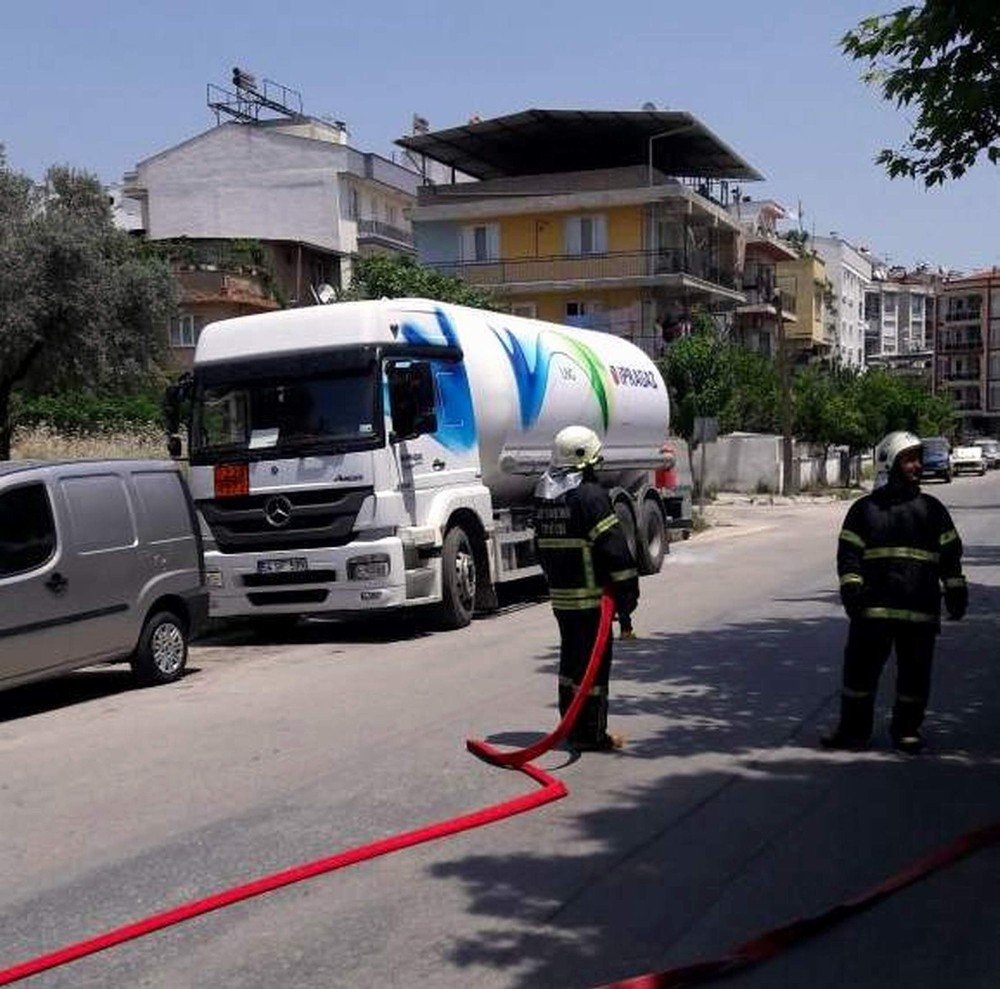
[[920, 437, 952, 482], [0, 460, 207, 693], [950, 445, 986, 477], [977, 438, 1000, 469]]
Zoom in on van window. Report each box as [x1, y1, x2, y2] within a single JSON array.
[[60, 475, 136, 552], [0, 483, 57, 577], [132, 472, 192, 542]]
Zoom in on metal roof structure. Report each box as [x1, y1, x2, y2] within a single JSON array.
[[395, 108, 763, 182]]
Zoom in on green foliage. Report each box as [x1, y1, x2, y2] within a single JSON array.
[[661, 322, 956, 453], [12, 390, 162, 435], [343, 254, 498, 309], [842, 2, 1000, 185], [0, 154, 175, 457]]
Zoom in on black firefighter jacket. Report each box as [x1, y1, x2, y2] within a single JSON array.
[[837, 480, 966, 629], [534, 471, 639, 614]]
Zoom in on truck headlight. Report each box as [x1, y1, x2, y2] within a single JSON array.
[[347, 554, 391, 580]]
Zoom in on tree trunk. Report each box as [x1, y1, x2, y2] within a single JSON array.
[[0, 379, 12, 461]]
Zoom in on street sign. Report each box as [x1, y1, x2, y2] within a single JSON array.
[[693, 417, 719, 444]]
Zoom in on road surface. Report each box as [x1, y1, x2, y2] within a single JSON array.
[[2, 476, 999, 988]]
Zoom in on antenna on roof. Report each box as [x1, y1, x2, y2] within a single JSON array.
[[207, 67, 305, 124]]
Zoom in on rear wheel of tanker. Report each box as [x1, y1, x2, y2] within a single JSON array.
[[430, 525, 476, 630], [636, 497, 667, 575], [613, 499, 638, 561]]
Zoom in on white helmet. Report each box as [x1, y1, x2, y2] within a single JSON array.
[[875, 431, 922, 471], [551, 425, 603, 469]]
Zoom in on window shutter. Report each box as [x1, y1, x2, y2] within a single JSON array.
[[565, 217, 581, 255]]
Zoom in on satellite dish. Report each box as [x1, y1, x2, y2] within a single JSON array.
[[641, 102, 657, 111], [316, 283, 336, 305]]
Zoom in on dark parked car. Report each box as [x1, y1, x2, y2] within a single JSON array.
[[921, 437, 952, 482]]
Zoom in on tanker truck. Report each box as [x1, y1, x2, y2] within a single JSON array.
[[165, 298, 683, 630]]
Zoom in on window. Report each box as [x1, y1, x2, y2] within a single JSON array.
[[461, 223, 499, 262], [510, 303, 537, 319], [990, 383, 1000, 411], [60, 475, 136, 553], [883, 293, 897, 315], [0, 483, 57, 577], [169, 314, 197, 348], [346, 188, 359, 220], [565, 215, 607, 255]]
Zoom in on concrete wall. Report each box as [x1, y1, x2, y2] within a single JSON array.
[[671, 433, 846, 493]]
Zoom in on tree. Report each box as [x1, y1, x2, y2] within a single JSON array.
[[0, 154, 175, 458], [342, 254, 498, 309], [842, 2, 1000, 185]]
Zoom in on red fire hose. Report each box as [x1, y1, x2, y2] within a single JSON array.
[[0, 598, 615, 986], [3, 591, 999, 988]]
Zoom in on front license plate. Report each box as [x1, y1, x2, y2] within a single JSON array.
[[257, 557, 309, 575]]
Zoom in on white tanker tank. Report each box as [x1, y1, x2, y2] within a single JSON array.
[[395, 301, 670, 506]]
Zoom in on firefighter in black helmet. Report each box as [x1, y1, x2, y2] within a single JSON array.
[[822, 431, 967, 754], [534, 425, 639, 752]]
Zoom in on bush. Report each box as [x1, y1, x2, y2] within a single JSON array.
[[12, 390, 163, 435]]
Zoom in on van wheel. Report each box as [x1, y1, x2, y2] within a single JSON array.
[[429, 526, 476, 630], [132, 610, 188, 685], [637, 498, 667, 575]]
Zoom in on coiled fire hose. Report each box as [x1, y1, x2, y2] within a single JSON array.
[[3, 591, 999, 988]]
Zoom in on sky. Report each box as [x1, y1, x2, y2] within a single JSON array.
[[2, 0, 996, 272]]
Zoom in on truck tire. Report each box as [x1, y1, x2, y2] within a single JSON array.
[[636, 497, 667, 575], [613, 498, 638, 560], [131, 610, 188, 686], [429, 525, 476, 630]]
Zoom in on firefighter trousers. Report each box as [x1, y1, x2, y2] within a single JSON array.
[[555, 608, 613, 745], [836, 618, 936, 741]]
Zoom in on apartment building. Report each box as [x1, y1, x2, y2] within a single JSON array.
[[934, 268, 1000, 433], [727, 200, 798, 357], [397, 109, 760, 356], [810, 236, 872, 369], [122, 115, 419, 366], [775, 253, 830, 364], [863, 263, 935, 384]]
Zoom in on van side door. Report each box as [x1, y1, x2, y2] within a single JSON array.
[[0, 480, 78, 684]]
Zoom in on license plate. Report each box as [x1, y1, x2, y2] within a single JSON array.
[[257, 557, 308, 575]]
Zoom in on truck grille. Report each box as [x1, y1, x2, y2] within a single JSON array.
[[198, 487, 372, 552]]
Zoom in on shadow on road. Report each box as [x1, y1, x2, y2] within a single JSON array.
[[427, 561, 1000, 989]]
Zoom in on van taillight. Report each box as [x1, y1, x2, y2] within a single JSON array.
[[215, 463, 249, 498]]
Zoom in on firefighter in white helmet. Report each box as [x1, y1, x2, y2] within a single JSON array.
[[533, 426, 639, 751], [822, 430, 967, 754]]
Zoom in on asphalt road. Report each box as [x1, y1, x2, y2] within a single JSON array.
[[2, 475, 999, 988]]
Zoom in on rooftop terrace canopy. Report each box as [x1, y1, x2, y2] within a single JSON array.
[[396, 108, 764, 182]]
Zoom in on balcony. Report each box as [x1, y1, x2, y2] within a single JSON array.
[[736, 285, 797, 319], [944, 309, 982, 323], [357, 219, 414, 251], [430, 249, 740, 296], [937, 336, 983, 352]]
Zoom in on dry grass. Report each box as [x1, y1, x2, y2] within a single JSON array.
[[11, 425, 166, 462]]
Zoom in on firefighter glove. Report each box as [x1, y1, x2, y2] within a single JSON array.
[[945, 584, 968, 621], [840, 582, 864, 619]]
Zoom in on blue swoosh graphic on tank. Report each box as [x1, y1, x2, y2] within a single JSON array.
[[490, 326, 552, 429], [400, 309, 477, 451]]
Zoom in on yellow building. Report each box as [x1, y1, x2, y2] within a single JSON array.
[[399, 110, 760, 355], [775, 253, 831, 363]]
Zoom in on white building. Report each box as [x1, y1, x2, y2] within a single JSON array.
[[123, 118, 420, 293], [810, 235, 873, 369], [864, 263, 933, 360]]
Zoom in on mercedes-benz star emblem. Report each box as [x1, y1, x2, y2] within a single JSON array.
[[264, 495, 293, 528]]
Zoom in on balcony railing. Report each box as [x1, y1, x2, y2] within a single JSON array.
[[944, 309, 982, 323], [937, 336, 983, 352], [430, 249, 738, 291], [357, 219, 414, 247], [738, 285, 797, 313]]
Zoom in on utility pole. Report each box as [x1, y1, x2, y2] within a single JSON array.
[[774, 292, 795, 495]]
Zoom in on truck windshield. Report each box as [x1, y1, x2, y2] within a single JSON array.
[[190, 360, 380, 463]]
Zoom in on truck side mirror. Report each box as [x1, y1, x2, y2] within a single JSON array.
[[387, 361, 438, 442]]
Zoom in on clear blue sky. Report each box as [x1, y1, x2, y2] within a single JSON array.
[[2, 0, 995, 272]]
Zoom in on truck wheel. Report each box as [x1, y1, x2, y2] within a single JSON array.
[[131, 610, 188, 686], [430, 526, 476, 630], [613, 499, 638, 560], [637, 498, 667, 575]]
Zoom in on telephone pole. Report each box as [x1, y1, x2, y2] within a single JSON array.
[[774, 292, 795, 495]]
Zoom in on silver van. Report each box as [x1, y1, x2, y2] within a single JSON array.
[[0, 460, 207, 692]]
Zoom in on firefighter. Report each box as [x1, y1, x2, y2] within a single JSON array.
[[822, 430, 967, 754], [534, 425, 639, 752]]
